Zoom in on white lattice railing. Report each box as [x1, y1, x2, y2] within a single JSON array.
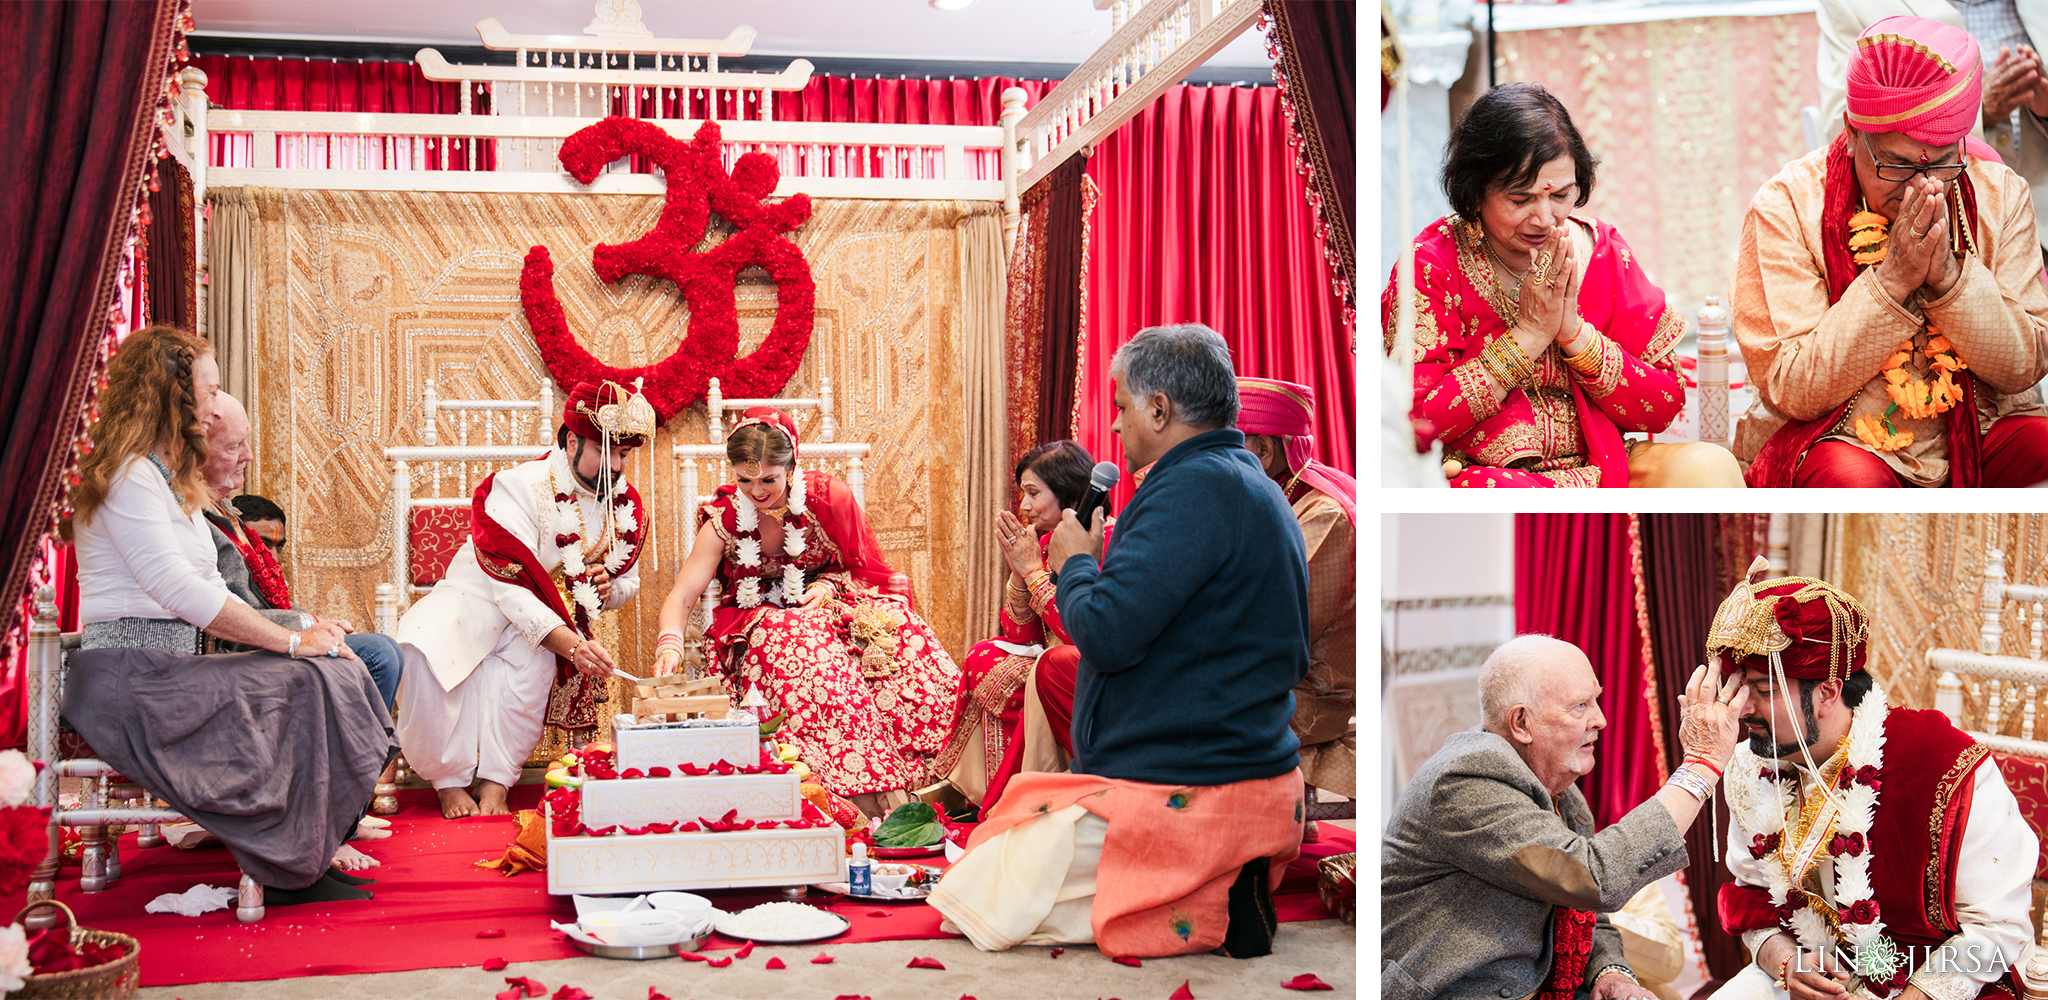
[[1924, 546, 2048, 757], [1012, 0, 1259, 192]]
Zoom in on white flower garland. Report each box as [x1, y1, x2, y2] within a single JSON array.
[[1728, 679, 1891, 991], [547, 449, 638, 627], [729, 467, 811, 610]]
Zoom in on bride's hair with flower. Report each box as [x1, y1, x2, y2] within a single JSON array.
[[727, 421, 795, 471]]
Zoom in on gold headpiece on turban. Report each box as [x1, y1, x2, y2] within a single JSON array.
[[1704, 556, 1871, 684]]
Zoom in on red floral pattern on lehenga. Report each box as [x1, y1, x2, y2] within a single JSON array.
[[700, 490, 963, 797]]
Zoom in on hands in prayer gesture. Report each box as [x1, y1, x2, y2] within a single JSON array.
[[1984, 45, 2048, 122], [1511, 223, 1585, 360], [1877, 176, 1963, 304], [1675, 659, 1750, 769]]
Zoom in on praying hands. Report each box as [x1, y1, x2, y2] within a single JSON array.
[[1983, 45, 2048, 122], [1875, 174, 1961, 304]]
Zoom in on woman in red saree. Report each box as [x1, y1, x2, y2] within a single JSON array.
[[1382, 83, 1744, 488], [935, 441, 1103, 813], [651, 407, 964, 817]]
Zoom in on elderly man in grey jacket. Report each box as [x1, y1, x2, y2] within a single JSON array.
[[1383, 634, 1751, 1000]]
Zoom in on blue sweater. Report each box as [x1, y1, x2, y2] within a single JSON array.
[[1054, 428, 1310, 786]]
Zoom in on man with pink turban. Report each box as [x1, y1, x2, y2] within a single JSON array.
[[1236, 377, 1354, 819], [1732, 15, 2048, 487]]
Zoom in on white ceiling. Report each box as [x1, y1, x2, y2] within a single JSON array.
[[189, 0, 1276, 68]]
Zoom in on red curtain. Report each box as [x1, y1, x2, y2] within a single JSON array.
[[1078, 84, 1353, 507], [145, 156, 195, 331], [1641, 513, 1766, 986], [0, 0, 182, 745], [188, 56, 494, 170], [1513, 514, 1663, 828], [1037, 158, 1088, 446]]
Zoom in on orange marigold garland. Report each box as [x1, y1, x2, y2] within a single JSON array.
[[1843, 211, 1969, 452]]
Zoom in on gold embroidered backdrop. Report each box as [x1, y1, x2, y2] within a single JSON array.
[[234, 188, 976, 668], [1838, 514, 2048, 730], [1497, 14, 1821, 314]]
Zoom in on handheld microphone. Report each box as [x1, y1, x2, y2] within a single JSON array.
[[1072, 462, 1120, 528]]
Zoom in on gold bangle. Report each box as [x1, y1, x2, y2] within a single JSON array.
[[1478, 335, 1537, 389], [1563, 329, 1605, 378]]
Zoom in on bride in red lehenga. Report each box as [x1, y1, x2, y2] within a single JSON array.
[[650, 407, 964, 818]]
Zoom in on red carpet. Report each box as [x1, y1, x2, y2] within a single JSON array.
[[4, 786, 1353, 987]]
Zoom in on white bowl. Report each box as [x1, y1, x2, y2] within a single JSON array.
[[609, 909, 688, 946], [647, 892, 717, 933], [871, 863, 916, 893]]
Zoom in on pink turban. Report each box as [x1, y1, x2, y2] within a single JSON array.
[[1235, 377, 1355, 523], [1846, 16, 1982, 146]]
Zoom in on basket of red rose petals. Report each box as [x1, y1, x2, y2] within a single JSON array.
[[1316, 853, 1355, 925], [5, 901, 138, 999]]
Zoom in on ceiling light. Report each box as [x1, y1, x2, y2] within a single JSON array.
[[929, 0, 975, 9]]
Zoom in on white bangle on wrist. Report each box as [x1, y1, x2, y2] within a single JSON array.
[[286, 631, 302, 657]]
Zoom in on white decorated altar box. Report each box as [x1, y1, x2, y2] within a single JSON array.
[[546, 824, 847, 895], [579, 772, 804, 828], [614, 722, 760, 772]]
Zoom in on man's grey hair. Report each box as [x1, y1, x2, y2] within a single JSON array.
[[1109, 323, 1240, 429], [1478, 633, 1566, 731]]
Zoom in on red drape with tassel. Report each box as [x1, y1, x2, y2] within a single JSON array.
[[1079, 84, 1353, 509], [0, 0, 183, 748], [1513, 513, 1663, 828]]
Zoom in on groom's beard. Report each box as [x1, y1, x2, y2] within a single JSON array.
[[1745, 690, 1820, 759], [571, 438, 617, 496]]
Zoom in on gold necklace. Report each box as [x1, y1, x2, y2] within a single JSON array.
[[1482, 237, 1529, 299]]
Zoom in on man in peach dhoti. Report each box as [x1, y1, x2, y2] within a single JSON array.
[[1732, 15, 2048, 487], [1235, 376, 1355, 820], [395, 380, 653, 818]]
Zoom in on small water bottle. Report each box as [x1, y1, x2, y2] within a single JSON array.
[[848, 842, 871, 895]]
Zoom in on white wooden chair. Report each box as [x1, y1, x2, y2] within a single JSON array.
[[23, 587, 266, 926], [1922, 547, 2048, 997], [380, 378, 556, 631]]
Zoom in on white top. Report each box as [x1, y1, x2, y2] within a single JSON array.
[[395, 449, 642, 692], [73, 456, 235, 628], [1727, 754, 2037, 1000]]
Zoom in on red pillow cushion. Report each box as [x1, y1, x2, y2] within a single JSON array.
[[1993, 751, 2048, 880]]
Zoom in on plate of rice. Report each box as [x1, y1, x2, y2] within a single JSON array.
[[712, 901, 853, 943]]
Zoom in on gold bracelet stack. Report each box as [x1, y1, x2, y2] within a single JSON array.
[[1478, 334, 1537, 389], [1563, 322, 1605, 378]]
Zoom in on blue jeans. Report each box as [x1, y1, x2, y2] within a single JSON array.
[[344, 632, 401, 711]]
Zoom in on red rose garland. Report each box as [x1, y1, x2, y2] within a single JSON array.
[[522, 117, 817, 422]]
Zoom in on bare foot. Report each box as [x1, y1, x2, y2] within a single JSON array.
[[477, 781, 512, 816], [437, 786, 480, 819], [332, 843, 380, 871], [351, 825, 392, 841], [357, 815, 392, 830]]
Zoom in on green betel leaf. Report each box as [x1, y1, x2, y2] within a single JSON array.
[[874, 801, 945, 848]]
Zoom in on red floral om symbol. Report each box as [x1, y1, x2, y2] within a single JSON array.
[[520, 117, 816, 424]]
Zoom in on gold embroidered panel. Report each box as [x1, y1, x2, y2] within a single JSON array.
[[1840, 514, 2048, 727], [1497, 14, 1821, 314], [243, 189, 971, 668]]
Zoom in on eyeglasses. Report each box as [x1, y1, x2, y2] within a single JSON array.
[[1858, 131, 1967, 182]]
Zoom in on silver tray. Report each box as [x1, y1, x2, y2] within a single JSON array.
[[564, 928, 712, 960]]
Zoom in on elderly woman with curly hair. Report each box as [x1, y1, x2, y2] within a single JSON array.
[[61, 326, 395, 904], [1383, 83, 1745, 488]]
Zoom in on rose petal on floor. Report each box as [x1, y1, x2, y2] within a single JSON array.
[[677, 951, 708, 963], [504, 976, 547, 998], [1112, 956, 1143, 967], [476, 929, 506, 938], [812, 952, 836, 964], [550, 987, 592, 1000], [1049, 947, 1064, 958], [907, 956, 947, 970], [706, 955, 733, 968], [1170, 981, 1196, 999], [765, 956, 787, 970], [648, 989, 672, 1000], [481, 957, 507, 971], [1281, 973, 1335, 991], [735, 941, 755, 959]]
